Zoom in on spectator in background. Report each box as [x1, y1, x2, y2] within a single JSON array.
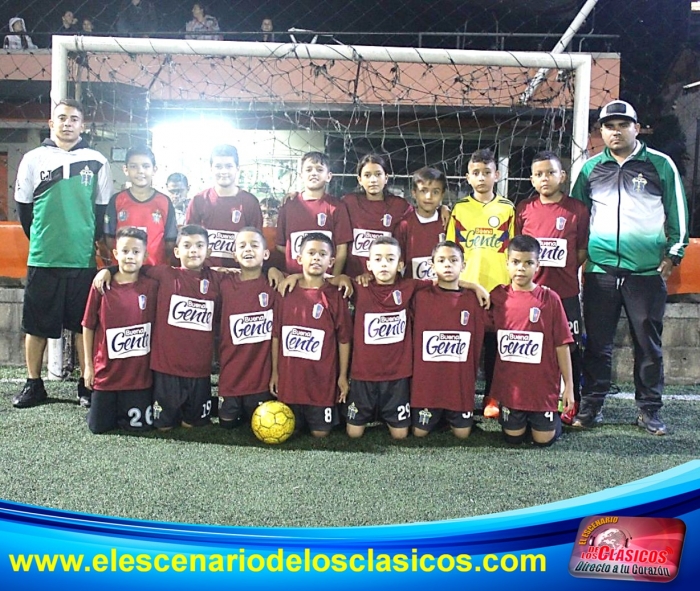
[[261, 18, 274, 42], [186, 4, 222, 41], [82, 18, 95, 34], [56, 11, 79, 35], [4, 18, 38, 50], [166, 172, 191, 226], [117, 0, 158, 36]]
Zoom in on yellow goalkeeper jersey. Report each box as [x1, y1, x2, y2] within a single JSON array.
[[446, 195, 515, 291]]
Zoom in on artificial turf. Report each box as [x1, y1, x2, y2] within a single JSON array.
[[1, 367, 699, 528]]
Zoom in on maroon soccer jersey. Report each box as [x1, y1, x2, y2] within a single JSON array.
[[185, 187, 263, 267], [273, 283, 352, 407], [350, 277, 429, 382], [146, 265, 221, 378], [411, 286, 486, 411], [488, 285, 573, 412], [219, 275, 278, 397], [342, 193, 412, 277], [276, 193, 353, 273], [105, 190, 178, 265], [394, 210, 446, 279], [82, 276, 159, 391], [515, 195, 590, 299]]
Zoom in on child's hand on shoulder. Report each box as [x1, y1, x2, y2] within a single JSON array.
[[267, 267, 285, 288], [277, 273, 302, 296], [93, 269, 112, 294], [354, 272, 374, 287], [327, 274, 353, 298]]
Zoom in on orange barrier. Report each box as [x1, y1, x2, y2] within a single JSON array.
[[0, 221, 29, 279], [667, 238, 700, 295]]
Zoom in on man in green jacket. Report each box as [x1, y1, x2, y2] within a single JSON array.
[[571, 100, 688, 435]]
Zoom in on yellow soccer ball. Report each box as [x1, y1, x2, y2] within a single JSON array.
[[251, 400, 295, 444]]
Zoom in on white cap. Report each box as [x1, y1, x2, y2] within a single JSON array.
[[599, 100, 638, 124]]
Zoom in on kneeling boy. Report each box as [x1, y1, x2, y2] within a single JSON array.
[[488, 235, 574, 446], [82, 227, 159, 433]]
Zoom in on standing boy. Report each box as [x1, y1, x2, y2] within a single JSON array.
[[13, 98, 112, 409], [218, 227, 278, 428], [270, 233, 352, 438], [105, 145, 178, 265], [488, 235, 574, 447], [446, 148, 515, 418], [411, 241, 486, 439], [516, 151, 589, 423], [82, 227, 159, 433], [186, 144, 263, 267], [276, 152, 352, 274], [394, 167, 447, 280]]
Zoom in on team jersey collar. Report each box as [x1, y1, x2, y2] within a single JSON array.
[[601, 139, 646, 164], [41, 137, 91, 152]]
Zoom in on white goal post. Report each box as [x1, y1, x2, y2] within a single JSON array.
[[47, 35, 592, 378]]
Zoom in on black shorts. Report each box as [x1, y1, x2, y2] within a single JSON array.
[[561, 295, 583, 348], [219, 392, 275, 426], [499, 405, 561, 433], [22, 267, 96, 338], [152, 371, 212, 428], [88, 388, 153, 434], [346, 378, 411, 428], [412, 407, 474, 432], [289, 403, 339, 433]]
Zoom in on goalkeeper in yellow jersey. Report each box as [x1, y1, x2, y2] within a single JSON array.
[[446, 148, 515, 420]]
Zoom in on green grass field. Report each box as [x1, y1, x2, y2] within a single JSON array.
[[1, 366, 699, 528]]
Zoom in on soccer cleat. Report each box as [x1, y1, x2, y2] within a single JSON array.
[[636, 410, 667, 436], [12, 378, 48, 408], [571, 403, 603, 429], [560, 401, 579, 425], [482, 396, 500, 419], [77, 378, 92, 408]]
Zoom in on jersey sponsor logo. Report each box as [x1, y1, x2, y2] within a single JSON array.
[[364, 310, 407, 345], [259, 292, 269, 307], [351, 229, 391, 257], [529, 307, 541, 323], [312, 303, 324, 320], [392, 290, 402, 306], [497, 330, 543, 364], [422, 331, 470, 362], [152, 210, 162, 223], [281, 325, 325, 361], [118, 209, 128, 222], [382, 213, 392, 228], [200, 279, 209, 295], [232, 209, 242, 224], [460, 310, 470, 326], [317, 212, 327, 226], [537, 237, 568, 268], [229, 309, 273, 345], [412, 256, 436, 280], [207, 229, 237, 259], [105, 322, 151, 360], [556, 216, 566, 231], [80, 165, 94, 186], [167, 295, 214, 332], [290, 230, 333, 260], [138, 294, 147, 310], [462, 228, 501, 249], [418, 408, 432, 425], [40, 170, 52, 182]]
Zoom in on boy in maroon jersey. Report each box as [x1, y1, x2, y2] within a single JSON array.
[[394, 167, 448, 280], [270, 233, 352, 438], [218, 227, 278, 428], [516, 151, 590, 423], [186, 144, 263, 267], [83, 227, 159, 434], [104, 146, 178, 266], [412, 241, 486, 439], [346, 236, 488, 440], [277, 152, 352, 275], [488, 235, 575, 447]]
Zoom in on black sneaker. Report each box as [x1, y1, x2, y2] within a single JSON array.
[[637, 410, 667, 436], [78, 378, 92, 408], [571, 402, 603, 429], [12, 378, 48, 408]]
